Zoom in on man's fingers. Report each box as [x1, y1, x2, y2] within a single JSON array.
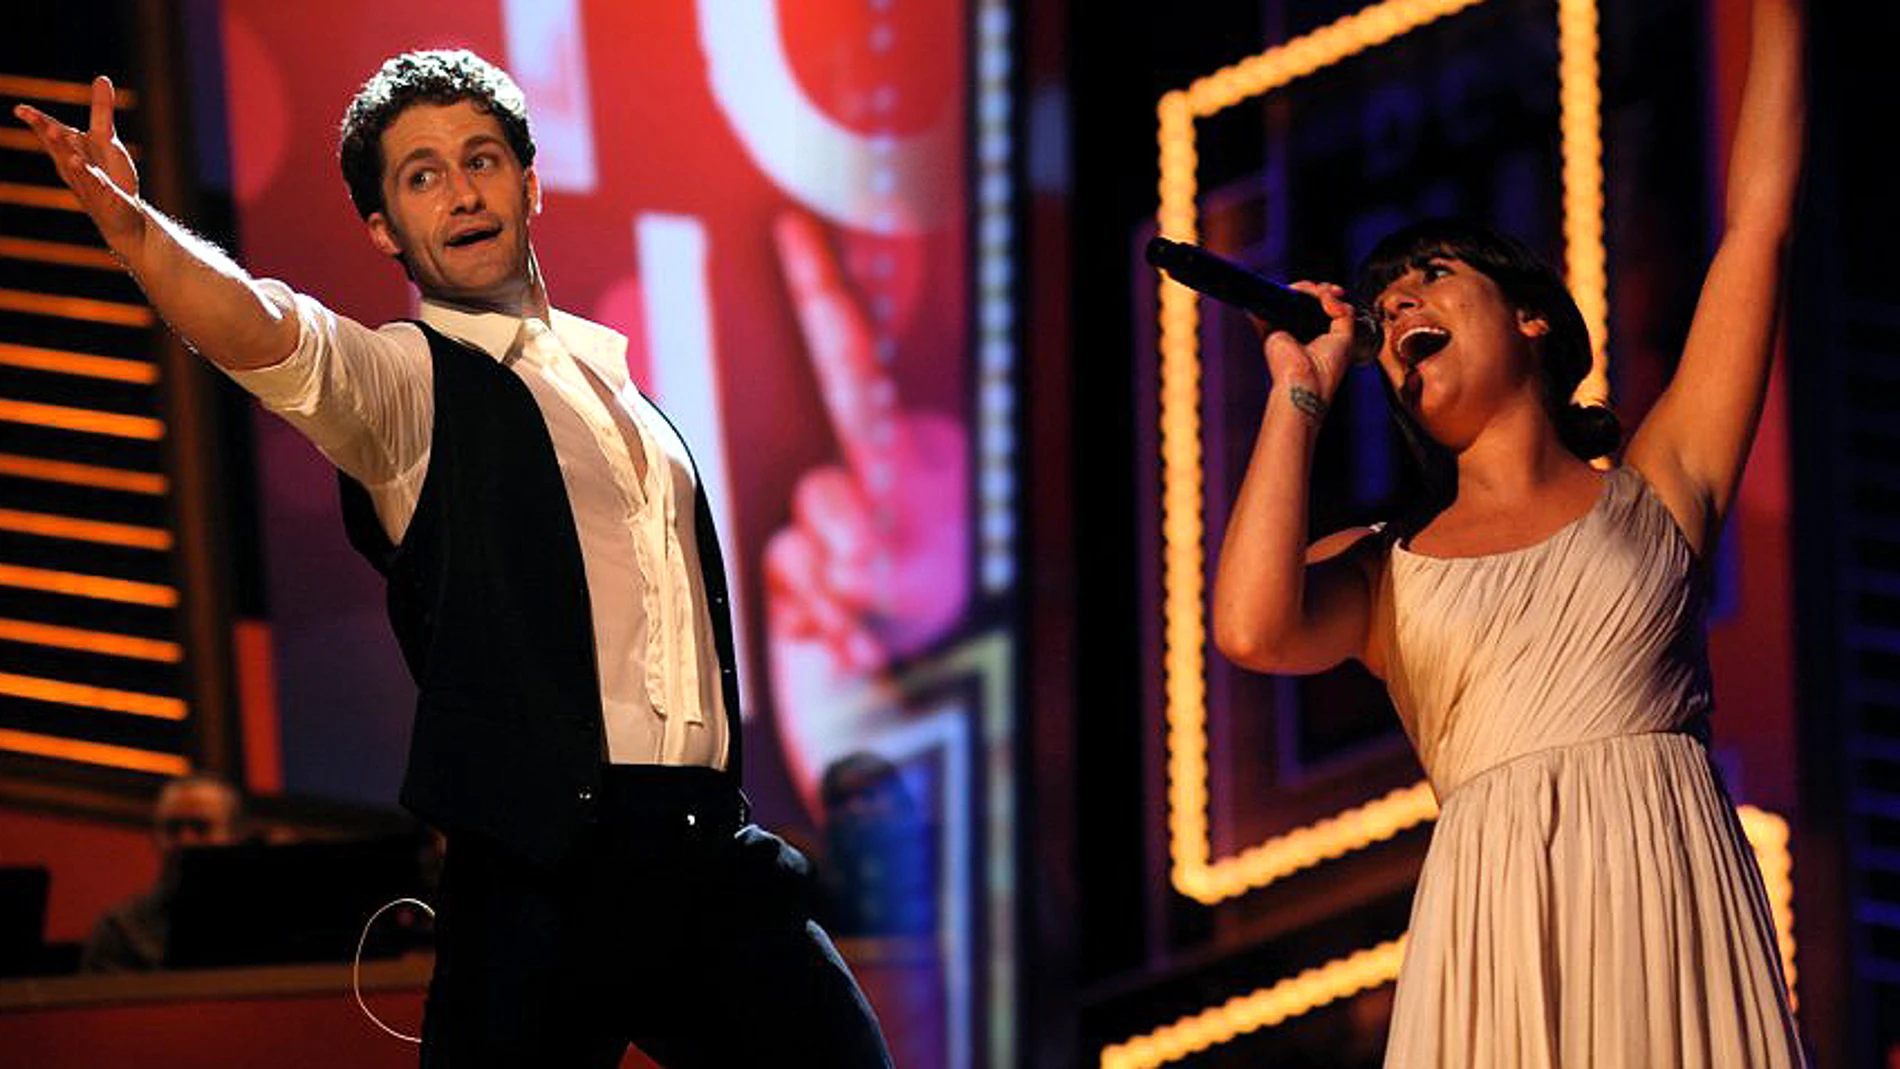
[[773, 210, 905, 489], [14, 104, 73, 149], [7, 85, 138, 252], [89, 76, 117, 145], [16, 105, 95, 189]]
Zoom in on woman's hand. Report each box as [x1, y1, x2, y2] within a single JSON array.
[[1260, 281, 1358, 423], [1216, 278, 1380, 675]]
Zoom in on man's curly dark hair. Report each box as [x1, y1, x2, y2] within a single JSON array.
[[338, 49, 536, 219]]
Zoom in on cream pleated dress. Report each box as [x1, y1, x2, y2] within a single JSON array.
[[1376, 464, 1804, 1067]]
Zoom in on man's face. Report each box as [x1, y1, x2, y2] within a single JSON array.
[[367, 99, 540, 310], [153, 781, 239, 857]]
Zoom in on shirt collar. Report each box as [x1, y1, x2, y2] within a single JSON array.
[[418, 297, 633, 392]]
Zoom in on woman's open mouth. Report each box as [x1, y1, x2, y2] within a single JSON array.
[[1397, 325, 1451, 365]]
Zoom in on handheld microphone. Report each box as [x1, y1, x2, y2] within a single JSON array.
[[1144, 237, 1377, 352]]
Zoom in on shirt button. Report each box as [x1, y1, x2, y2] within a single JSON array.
[[577, 787, 595, 804]]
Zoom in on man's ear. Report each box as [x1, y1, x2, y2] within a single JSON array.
[[1516, 308, 1551, 338], [367, 212, 403, 259]]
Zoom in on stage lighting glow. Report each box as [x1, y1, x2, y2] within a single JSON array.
[[0, 672, 186, 720], [1099, 938, 1408, 1069], [0, 562, 177, 607], [0, 398, 164, 440], [1739, 804, 1799, 1007], [0, 236, 125, 271], [976, 0, 1017, 595], [0, 454, 167, 494], [0, 183, 84, 212], [1154, 0, 1612, 906], [0, 73, 137, 107], [0, 288, 155, 328], [0, 341, 159, 384], [0, 68, 205, 782], [0, 509, 172, 550], [1182, 0, 1486, 117], [1182, 782, 1440, 903], [1558, 0, 1610, 398], [0, 619, 182, 662], [0, 728, 187, 776]]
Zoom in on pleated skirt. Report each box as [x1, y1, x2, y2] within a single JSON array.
[[1383, 733, 1804, 1068]]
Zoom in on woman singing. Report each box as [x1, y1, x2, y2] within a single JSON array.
[[1209, 0, 1806, 1063]]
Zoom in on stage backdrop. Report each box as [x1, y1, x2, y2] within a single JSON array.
[[213, 1, 1020, 1065]]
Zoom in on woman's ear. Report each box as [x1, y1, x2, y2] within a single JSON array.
[[1516, 309, 1551, 338]]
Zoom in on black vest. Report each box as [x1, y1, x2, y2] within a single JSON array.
[[338, 321, 745, 865]]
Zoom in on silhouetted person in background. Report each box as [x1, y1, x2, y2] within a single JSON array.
[[80, 774, 246, 972], [818, 753, 935, 938]]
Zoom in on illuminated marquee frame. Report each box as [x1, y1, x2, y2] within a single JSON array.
[[1123, 0, 1795, 1062], [1157, 0, 1608, 909]]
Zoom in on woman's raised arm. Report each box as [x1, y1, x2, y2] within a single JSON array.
[[1625, 0, 1805, 556]]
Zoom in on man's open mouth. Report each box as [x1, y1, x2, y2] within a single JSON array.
[[445, 225, 503, 249]]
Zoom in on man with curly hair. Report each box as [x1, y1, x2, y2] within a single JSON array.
[[16, 49, 893, 1067]]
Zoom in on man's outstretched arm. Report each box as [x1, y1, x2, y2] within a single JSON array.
[[14, 75, 298, 371]]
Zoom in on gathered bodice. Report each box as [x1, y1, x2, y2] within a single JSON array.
[[1380, 465, 1713, 800]]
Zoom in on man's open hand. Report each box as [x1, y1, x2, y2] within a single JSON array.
[[13, 75, 144, 251]]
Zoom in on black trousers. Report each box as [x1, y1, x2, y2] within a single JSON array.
[[419, 767, 894, 1068]]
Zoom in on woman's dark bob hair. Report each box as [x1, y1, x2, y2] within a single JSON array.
[[1356, 218, 1622, 469]]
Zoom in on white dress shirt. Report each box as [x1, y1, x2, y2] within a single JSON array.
[[228, 281, 729, 769]]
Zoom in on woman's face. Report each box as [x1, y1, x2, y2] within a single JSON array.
[[1373, 254, 1548, 450]]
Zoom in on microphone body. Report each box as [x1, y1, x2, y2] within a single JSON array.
[[1145, 237, 1372, 348]]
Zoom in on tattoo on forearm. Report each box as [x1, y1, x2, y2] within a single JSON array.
[[1288, 385, 1326, 422]]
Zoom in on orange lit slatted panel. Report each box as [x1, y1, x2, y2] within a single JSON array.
[[0, 71, 191, 777]]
